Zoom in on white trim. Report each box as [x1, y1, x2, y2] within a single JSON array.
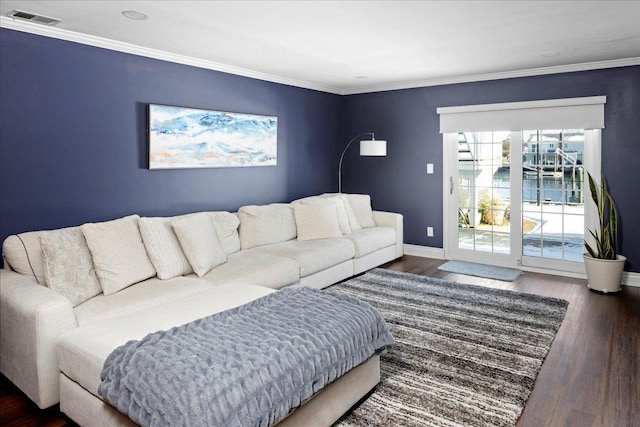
[[2, 17, 638, 96], [403, 244, 445, 259], [437, 97, 606, 133], [583, 129, 602, 251], [0, 17, 342, 94], [436, 96, 606, 114], [342, 58, 640, 95], [404, 244, 640, 287], [442, 133, 458, 260], [622, 271, 640, 288]]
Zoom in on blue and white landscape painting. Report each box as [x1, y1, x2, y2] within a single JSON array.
[[149, 104, 277, 169]]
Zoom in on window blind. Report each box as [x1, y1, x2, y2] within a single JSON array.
[[437, 96, 606, 133]]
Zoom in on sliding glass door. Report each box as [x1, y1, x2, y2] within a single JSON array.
[[445, 129, 590, 274]]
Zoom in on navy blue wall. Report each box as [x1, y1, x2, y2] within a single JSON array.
[[0, 29, 342, 245], [342, 66, 640, 272], [2, 28, 638, 273]]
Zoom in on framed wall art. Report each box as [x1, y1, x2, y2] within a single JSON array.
[[148, 104, 277, 169]]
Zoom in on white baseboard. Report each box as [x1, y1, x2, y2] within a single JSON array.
[[402, 244, 640, 288], [403, 244, 445, 259], [622, 271, 640, 287]]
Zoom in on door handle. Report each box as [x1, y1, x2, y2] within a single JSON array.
[[450, 176, 454, 195]]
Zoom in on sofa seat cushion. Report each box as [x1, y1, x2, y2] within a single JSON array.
[[58, 284, 274, 397], [251, 238, 355, 277], [198, 251, 300, 289], [344, 227, 397, 258], [73, 276, 213, 326]]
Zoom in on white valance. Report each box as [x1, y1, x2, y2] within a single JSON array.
[[437, 96, 606, 133]]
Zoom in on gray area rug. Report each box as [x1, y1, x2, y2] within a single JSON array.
[[438, 260, 523, 281], [331, 268, 568, 427]]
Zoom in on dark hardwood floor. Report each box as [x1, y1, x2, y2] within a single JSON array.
[[1, 255, 638, 427]]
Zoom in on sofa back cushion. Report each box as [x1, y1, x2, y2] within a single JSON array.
[[343, 194, 376, 228], [238, 204, 297, 249], [209, 212, 241, 255], [3, 231, 49, 285], [291, 196, 351, 235], [40, 227, 103, 306], [293, 204, 343, 241], [81, 215, 156, 296], [139, 216, 194, 280], [319, 194, 362, 230], [323, 193, 376, 228]]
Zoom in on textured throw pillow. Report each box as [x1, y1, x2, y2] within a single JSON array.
[[139, 216, 193, 280], [237, 204, 297, 249], [344, 194, 376, 228], [81, 215, 156, 296], [292, 196, 351, 235], [39, 228, 102, 306], [293, 204, 343, 241], [172, 213, 227, 277], [209, 211, 241, 255]]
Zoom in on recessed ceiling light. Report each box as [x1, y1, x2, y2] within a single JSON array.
[[122, 10, 148, 20]]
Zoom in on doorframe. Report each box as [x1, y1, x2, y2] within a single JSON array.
[[442, 129, 602, 275], [442, 132, 521, 269]]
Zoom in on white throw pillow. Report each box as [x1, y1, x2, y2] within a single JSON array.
[[172, 213, 227, 277], [39, 228, 102, 306], [237, 204, 297, 249], [293, 204, 343, 241], [81, 215, 156, 296], [292, 196, 351, 235], [139, 216, 193, 280], [343, 194, 376, 228]]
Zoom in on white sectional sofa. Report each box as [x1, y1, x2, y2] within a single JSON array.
[[0, 193, 403, 425]]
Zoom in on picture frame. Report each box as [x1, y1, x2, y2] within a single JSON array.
[[148, 104, 277, 169]]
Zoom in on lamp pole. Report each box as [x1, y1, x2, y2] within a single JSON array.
[[338, 132, 375, 193]]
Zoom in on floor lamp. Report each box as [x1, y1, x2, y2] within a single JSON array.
[[338, 132, 387, 193]]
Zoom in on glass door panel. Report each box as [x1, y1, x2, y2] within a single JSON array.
[[521, 130, 585, 265], [457, 131, 511, 255]]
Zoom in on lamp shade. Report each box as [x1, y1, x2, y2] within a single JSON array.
[[360, 139, 387, 156]]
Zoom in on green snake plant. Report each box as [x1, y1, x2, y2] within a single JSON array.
[[584, 172, 618, 260]]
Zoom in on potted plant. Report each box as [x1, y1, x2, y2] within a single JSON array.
[[583, 172, 626, 293], [478, 189, 507, 226]]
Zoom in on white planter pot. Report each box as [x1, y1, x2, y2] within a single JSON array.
[[583, 254, 626, 293]]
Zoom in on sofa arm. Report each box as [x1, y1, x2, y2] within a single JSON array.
[[373, 211, 404, 259], [0, 269, 77, 408]]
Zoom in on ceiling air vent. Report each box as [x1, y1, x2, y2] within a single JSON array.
[[8, 10, 61, 26]]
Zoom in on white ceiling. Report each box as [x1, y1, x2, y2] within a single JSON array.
[[1, 1, 639, 94]]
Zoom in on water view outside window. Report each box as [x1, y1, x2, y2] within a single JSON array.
[[520, 129, 585, 261], [457, 130, 585, 262]]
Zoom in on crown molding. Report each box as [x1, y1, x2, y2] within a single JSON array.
[[342, 57, 640, 95], [2, 16, 638, 96], [0, 17, 343, 94]]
